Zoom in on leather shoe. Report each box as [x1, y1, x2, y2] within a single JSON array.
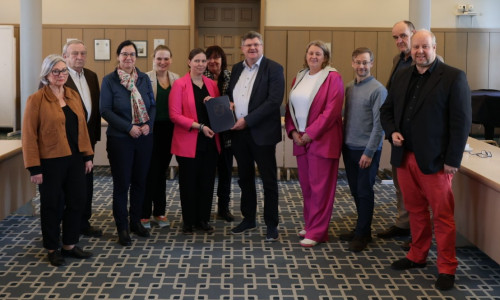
[[118, 229, 132, 246], [61, 246, 93, 259], [401, 238, 412, 251], [231, 220, 256, 234], [217, 209, 235, 222], [391, 257, 427, 270], [130, 223, 150, 237], [435, 273, 455, 290], [81, 226, 103, 237], [195, 221, 215, 234], [348, 235, 372, 252], [48, 250, 66, 267], [182, 224, 194, 235], [377, 226, 410, 239]]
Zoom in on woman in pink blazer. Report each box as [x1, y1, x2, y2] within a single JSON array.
[[169, 48, 221, 235], [285, 40, 344, 247]]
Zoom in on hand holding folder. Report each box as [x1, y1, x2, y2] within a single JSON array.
[[204, 95, 235, 133]]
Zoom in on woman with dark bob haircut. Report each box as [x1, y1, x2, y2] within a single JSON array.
[[100, 40, 156, 246]]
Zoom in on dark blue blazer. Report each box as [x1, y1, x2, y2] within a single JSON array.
[[227, 56, 285, 146], [380, 59, 472, 174]]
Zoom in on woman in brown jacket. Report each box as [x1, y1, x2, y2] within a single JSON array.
[[22, 54, 94, 267]]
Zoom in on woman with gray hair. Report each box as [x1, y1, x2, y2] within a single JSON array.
[[22, 54, 94, 266]]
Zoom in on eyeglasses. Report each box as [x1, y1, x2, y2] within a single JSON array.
[[471, 150, 492, 158], [120, 52, 136, 57], [242, 43, 262, 48], [51, 68, 69, 76], [70, 51, 87, 56], [353, 60, 371, 66]]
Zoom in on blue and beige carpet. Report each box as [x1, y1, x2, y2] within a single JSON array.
[[0, 167, 499, 299]]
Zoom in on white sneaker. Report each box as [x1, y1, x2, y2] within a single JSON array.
[[299, 230, 306, 238], [300, 238, 318, 247]]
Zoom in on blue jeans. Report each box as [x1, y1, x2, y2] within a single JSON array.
[[342, 147, 381, 237]]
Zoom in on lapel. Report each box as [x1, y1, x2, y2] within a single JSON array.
[[64, 72, 88, 120], [412, 60, 444, 116], [229, 62, 244, 94], [248, 56, 266, 104]]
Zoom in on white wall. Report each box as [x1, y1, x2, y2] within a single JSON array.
[[1, 0, 499, 28]]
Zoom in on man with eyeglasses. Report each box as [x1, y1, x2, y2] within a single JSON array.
[[380, 29, 471, 290], [62, 39, 102, 238], [226, 31, 285, 242], [338, 47, 387, 252]]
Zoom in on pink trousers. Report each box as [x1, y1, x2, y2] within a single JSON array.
[[397, 152, 458, 275], [297, 153, 339, 242]]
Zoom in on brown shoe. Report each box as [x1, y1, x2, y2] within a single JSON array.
[[377, 226, 410, 239]]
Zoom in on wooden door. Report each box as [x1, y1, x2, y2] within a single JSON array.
[[196, 0, 260, 69]]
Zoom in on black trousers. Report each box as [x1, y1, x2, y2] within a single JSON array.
[[39, 154, 86, 250], [177, 143, 218, 227], [216, 132, 233, 211], [231, 129, 279, 227], [142, 121, 174, 218], [107, 134, 153, 231]]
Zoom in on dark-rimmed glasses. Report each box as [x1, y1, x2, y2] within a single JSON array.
[[51, 68, 69, 76]]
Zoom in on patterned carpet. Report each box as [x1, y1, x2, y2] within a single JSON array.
[[0, 166, 499, 300]]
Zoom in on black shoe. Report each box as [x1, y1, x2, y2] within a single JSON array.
[[377, 226, 411, 239], [401, 238, 412, 251], [118, 229, 132, 246], [435, 273, 455, 290], [391, 257, 427, 270], [81, 226, 103, 237], [348, 235, 372, 252], [231, 220, 256, 234], [339, 231, 355, 241], [195, 221, 214, 234], [48, 250, 66, 267], [130, 223, 150, 237], [217, 209, 235, 222], [61, 246, 93, 259], [182, 224, 194, 235], [265, 226, 279, 242]]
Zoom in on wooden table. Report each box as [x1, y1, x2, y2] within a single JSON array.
[[453, 137, 500, 264]]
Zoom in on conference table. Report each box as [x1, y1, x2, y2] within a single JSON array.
[[471, 89, 500, 140]]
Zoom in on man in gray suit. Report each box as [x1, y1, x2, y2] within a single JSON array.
[[62, 40, 102, 237]]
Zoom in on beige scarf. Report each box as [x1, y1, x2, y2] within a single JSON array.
[[117, 67, 150, 124]]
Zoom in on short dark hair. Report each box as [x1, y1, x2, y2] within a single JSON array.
[[205, 45, 227, 72], [351, 47, 374, 62], [116, 40, 138, 56], [188, 48, 206, 61], [241, 31, 263, 46]]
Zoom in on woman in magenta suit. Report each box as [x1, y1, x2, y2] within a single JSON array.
[[169, 48, 220, 235], [285, 40, 344, 247]]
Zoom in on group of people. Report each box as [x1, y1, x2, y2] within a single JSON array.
[[22, 22, 471, 291]]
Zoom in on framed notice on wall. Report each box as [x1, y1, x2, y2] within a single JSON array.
[[132, 40, 147, 57], [94, 39, 110, 61]]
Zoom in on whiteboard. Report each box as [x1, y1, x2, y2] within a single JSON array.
[[0, 25, 16, 130]]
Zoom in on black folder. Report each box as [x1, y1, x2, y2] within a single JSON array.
[[204, 95, 235, 133]]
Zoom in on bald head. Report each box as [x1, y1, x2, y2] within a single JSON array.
[[392, 21, 415, 56], [411, 30, 437, 73]]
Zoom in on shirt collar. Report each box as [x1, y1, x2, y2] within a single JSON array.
[[243, 55, 263, 70], [412, 58, 438, 76], [68, 66, 84, 77], [354, 75, 374, 85], [400, 51, 413, 63]]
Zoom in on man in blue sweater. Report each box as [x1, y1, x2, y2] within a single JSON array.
[[339, 47, 387, 252]]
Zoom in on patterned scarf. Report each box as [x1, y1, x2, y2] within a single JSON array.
[[117, 67, 150, 124]]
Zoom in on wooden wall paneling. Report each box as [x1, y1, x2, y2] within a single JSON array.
[[83, 28, 105, 81], [168, 29, 191, 76], [444, 32, 467, 72], [489, 33, 500, 89], [104, 29, 126, 74], [286, 31, 309, 92], [126, 29, 148, 72], [434, 31, 445, 60], [42, 28, 62, 59], [61, 28, 83, 46], [264, 30, 287, 108], [376, 31, 397, 85], [467, 33, 490, 90], [332, 31, 354, 86], [354, 31, 378, 79]]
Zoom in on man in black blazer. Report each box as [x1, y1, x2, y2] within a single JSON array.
[[226, 31, 285, 241], [62, 40, 102, 237], [380, 30, 471, 291]]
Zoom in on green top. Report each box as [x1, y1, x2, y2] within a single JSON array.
[[155, 82, 171, 122]]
